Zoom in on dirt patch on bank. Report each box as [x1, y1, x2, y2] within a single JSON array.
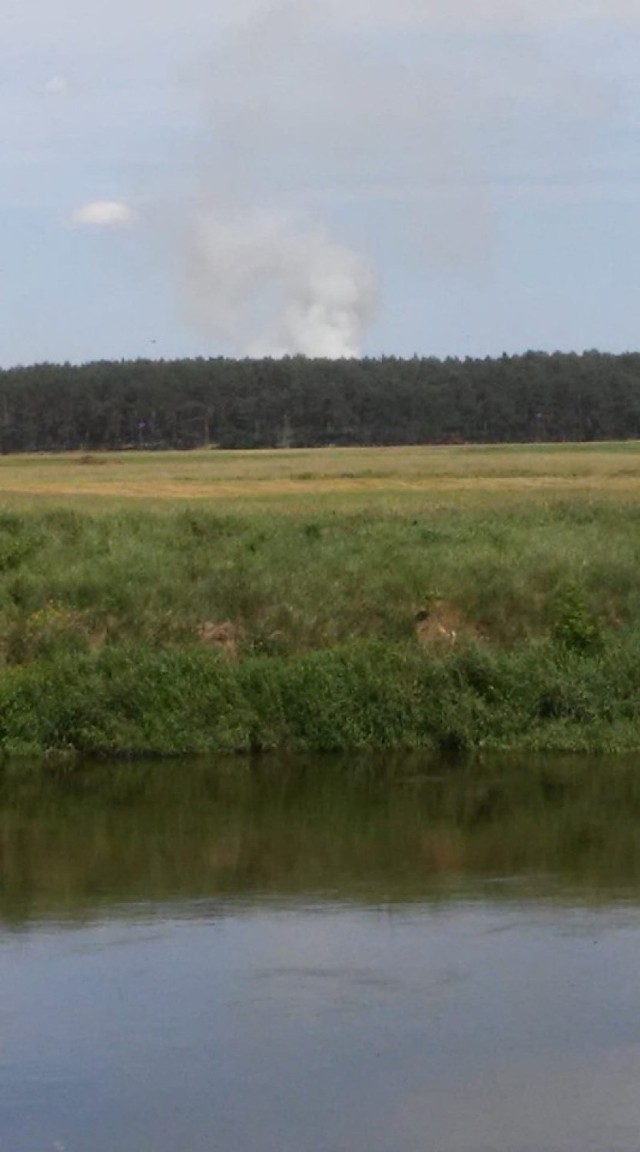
[[415, 600, 479, 649], [197, 620, 245, 659]]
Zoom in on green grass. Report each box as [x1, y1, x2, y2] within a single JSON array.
[[1, 444, 640, 758], [1, 501, 638, 656], [2, 636, 640, 759]]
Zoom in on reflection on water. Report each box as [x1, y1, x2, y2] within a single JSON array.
[[3, 752, 640, 921], [2, 754, 640, 1152]]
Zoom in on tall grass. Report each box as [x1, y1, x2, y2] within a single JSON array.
[[0, 502, 639, 655], [2, 635, 640, 758], [1, 499, 640, 757]]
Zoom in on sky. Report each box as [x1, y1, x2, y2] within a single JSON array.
[[3, 0, 640, 365]]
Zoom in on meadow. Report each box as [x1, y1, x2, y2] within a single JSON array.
[[3, 441, 640, 510], [1, 442, 640, 759]]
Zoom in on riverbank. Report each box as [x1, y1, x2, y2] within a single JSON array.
[[1, 447, 640, 759], [0, 510, 639, 758], [2, 633, 640, 759]]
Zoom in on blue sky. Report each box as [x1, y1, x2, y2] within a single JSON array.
[[3, 0, 640, 365]]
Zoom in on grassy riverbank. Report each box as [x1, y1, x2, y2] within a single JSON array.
[[1, 444, 640, 758]]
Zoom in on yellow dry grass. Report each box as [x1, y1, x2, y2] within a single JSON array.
[[1, 442, 639, 512]]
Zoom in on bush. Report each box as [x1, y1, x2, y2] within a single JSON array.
[[550, 583, 602, 654]]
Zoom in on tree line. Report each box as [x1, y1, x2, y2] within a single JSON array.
[[1, 351, 639, 451]]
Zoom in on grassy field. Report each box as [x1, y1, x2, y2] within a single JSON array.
[[2, 441, 640, 510], [1, 442, 640, 759]]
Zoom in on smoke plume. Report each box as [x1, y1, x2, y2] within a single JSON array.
[[179, 0, 625, 359], [182, 2, 381, 359], [186, 207, 376, 358]]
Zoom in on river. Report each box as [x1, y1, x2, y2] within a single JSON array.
[[2, 754, 640, 1151]]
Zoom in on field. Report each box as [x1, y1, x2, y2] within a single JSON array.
[[2, 441, 640, 510], [1, 442, 640, 760]]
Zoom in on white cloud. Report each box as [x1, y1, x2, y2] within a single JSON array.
[[42, 75, 68, 96], [71, 200, 135, 226], [4, 0, 259, 58], [332, 0, 640, 30], [8, 0, 640, 47]]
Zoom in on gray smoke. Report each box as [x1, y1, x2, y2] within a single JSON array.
[[182, 1, 380, 359], [186, 206, 376, 359], [180, 0, 619, 359]]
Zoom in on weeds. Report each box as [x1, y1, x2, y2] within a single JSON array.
[[0, 498, 638, 756], [0, 635, 638, 758], [550, 583, 603, 654]]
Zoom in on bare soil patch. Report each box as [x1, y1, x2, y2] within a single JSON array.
[[415, 600, 478, 649], [197, 620, 245, 659]]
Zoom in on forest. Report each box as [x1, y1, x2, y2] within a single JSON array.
[[1, 350, 640, 451]]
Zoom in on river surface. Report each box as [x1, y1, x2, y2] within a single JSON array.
[[2, 753, 640, 1152]]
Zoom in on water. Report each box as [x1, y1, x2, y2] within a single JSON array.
[[2, 754, 640, 1152]]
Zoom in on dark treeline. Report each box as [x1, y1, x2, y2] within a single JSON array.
[[2, 350, 640, 451]]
